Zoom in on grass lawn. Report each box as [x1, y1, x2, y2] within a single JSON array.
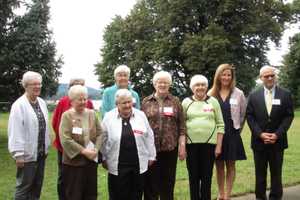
[[1, 111, 300, 200]]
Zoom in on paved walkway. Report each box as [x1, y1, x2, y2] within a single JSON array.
[[231, 185, 300, 200]]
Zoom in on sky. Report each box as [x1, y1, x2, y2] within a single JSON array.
[[48, 0, 299, 89]]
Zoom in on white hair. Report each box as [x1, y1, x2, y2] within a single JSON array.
[[21, 71, 42, 88], [189, 74, 208, 90], [259, 65, 276, 76], [68, 85, 88, 101], [152, 71, 172, 85], [115, 89, 133, 104], [114, 65, 131, 78]]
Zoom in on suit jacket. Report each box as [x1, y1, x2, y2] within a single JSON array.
[[246, 86, 294, 151]]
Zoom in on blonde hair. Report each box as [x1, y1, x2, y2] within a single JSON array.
[[210, 63, 236, 97]]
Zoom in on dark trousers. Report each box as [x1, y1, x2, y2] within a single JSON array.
[[62, 162, 98, 200], [253, 148, 284, 200], [108, 164, 144, 200], [57, 151, 64, 200], [144, 148, 178, 200], [15, 157, 46, 200], [186, 143, 216, 200]]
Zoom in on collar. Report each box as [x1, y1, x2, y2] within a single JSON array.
[[117, 108, 135, 119], [264, 85, 276, 94], [148, 93, 172, 101]]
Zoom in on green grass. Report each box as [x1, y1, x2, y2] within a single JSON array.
[[1, 111, 300, 200]]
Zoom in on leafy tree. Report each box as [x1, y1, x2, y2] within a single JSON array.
[[96, 0, 294, 98], [280, 33, 300, 107], [0, 0, 62, 106]]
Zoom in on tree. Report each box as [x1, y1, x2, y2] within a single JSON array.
[[280, 33, 300, 107], [96, 0, 294, 98], [0, 0, 62, 106]]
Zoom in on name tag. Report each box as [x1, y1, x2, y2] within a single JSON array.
[[230, 98, 238, 105], [272, 99, 281, 105], [163, 107, 174, 116], [203, 104, 214, 112], [131, 122, 146, 135], [72, 127, 83, 135], [132, 97, 137, 104]]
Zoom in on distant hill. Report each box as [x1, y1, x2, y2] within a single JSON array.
[[49, 83, 102, 100]]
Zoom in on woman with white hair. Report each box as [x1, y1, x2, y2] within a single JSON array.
[[52, 78, 94, 200], [101, 65, 140, 117], [8, 71, 50, 200], [101, 89, 156, 200], [59, 85, 102, 200], [182, 74, 224, 200], [142, 71, 186, 200]]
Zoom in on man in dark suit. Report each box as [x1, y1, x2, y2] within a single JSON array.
[[246, 66, 294, 200]]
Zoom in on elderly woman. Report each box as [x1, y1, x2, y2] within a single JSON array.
[[142, 71, 186, 200], [101, 89, 156, 200], [52, 78, 94, 200], [101, 65, 140, 117], [59, 85, 102, 200], [8, 71, 50, 200], [209, 64, 247, 200], [182, 74, 224, 200]]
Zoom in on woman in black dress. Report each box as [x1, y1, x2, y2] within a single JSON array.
[[209, 64, 247, 200]]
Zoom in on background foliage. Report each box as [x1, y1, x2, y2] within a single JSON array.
[[0, 0, 63, 108], [95, 0, 295, 98]]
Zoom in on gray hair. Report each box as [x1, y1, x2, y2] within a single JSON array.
[[114, 65, 131, 78], [152, 71, 172, 85], [115, 89, 132, 104], [68, 85, 88, 101], [259, 65, 276, 76], [21, 71, 42, 88], [189, 74, 208, 90], [69, 78, 85, 88]]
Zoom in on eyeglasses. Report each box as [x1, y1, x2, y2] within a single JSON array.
[[263, 74, 275, 79]]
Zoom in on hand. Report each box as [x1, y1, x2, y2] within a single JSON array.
[[178, 143, 186, 161], [260, 132, 273, 144], [269, 133, 278, 144], [16, 158, 25, 168], [215, 145, 222, 158], [102, 160, 108, 170], [81, 148, 97, 161], [148, 160, 155, 167]]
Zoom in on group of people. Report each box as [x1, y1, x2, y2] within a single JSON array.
[[7, 63, 294, 200]]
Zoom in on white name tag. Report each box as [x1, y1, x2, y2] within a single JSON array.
[[272, 99, 281, 105], [72, 127, 83, 135], [203, 103, 214, 112], [163, 107, 174, 116], [229, 98, 238, 105], [132, 97, 137, 104]]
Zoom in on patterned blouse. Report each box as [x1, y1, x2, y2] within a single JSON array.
[[142, 93, 186, 152]]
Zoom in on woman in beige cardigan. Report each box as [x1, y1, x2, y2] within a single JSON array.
[[59, 85, 102, 200]]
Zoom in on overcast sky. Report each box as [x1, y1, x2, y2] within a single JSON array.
[[49, 0, 299, 89]]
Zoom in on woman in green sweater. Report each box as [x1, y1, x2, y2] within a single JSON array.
[[182, 74, 224, 200]]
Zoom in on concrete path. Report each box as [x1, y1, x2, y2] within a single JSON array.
[[231, 185, 300, 200]]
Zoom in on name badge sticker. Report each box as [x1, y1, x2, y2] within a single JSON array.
[[72, 127, 83, 135], [229, 98, 238, 105], [272, 99, 281, 105], [163, 107, 174, 116], [203, 104, 214, 112]]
